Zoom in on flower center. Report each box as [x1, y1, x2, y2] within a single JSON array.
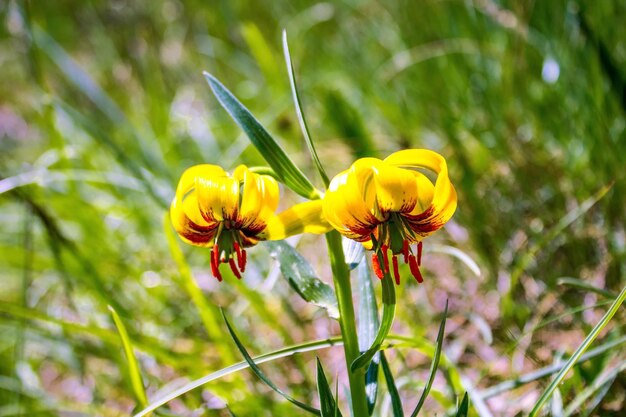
[[370, 214, 424, 285], [209, 224, 247, 282]]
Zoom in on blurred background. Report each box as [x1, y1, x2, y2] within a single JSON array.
[[1, 0, 625, 416]]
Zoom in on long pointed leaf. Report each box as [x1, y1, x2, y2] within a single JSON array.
[[266, 241, 338, 319], [316, 358, 343, 417], [221, 310, 321, 416], [108, 306, 148, 409], [380, 352, 403, 417], [529, 284, 626, 417], [282, 30, 329, 187], [203, 72, 320, 200], [133, 337, 342, 417], [351, 255, 396, 371], [411, 300, 448, 417], [455, 393, 469, 417], [357, 259, 380, 414]]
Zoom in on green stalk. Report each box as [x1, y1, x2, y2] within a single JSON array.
[[325, 231, 369, 416]]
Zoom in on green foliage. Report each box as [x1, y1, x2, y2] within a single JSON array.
[[2, 0, 625, 415]]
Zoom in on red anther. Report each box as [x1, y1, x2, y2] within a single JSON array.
[[210, 247, 223, 282], [402, 240, 409, 263], [212, 244, 220, 268], [417, 241, 423, 266], [408, 254, 423, 283], [234, 242, 243, 270], [228, 258, 242, 279], [371, 253, 384, 279], [381, 245, 390, 273], [392, 255, 400, 285], [241, 249, 247, 272]]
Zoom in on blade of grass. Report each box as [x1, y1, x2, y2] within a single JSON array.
[[282, 30, 329, 187], [410, 300, 448, 417], [557, 277, 618, 298], [163, 214, 235, 363], [108, 306, 148, 409], [455, 393, 469, 417], [221, 310, 320, 416], [133, 337, 342, 417], [352, 254, 396, 372], [478, 334, 626, 399], [380, 352, 403, 417], [316, 358, 343, 417], [529, 284, 626, 417], [203, 72, 320, 200]]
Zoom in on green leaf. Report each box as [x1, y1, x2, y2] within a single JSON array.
[[266, 241, 339, 319], [282, 30, 329, 187], [454, 393, 469, 417], [411, 300, 448, 416], [316, 358, 343, 417], [221, 310, 321, 416], [356, 259, 380, 414], [351, 253, 396, 372], [529, 284, 626, 417], [132, 337, 343, 417], [380, 352, 403, 417], [108, 306, 148, 409], [203, 72, 320, 200]]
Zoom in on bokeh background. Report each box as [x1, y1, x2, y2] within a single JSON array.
[[1, 0, 625, 416]]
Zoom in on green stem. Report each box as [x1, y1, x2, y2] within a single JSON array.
[[325, 231, 369, 416]]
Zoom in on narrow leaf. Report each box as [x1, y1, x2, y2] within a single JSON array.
[[529, 284, 626, 417], [455, 393, 469, 417], [108, 306, 148, 409], [357, 258, 380, 414], [351, 255, 396, 371], [411, 300, 448, 416], [221, 310, 321, 416], [203, 72, 320, 200], [282, 30, 329, 187], [380, 352, 403, 417], [316, 358, 343, 417], [266, 241, 339, 319], [133, 337, 342, 417]]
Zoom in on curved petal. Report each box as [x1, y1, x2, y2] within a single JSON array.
[[384, 149, 453, 212], [261, 200, 332, 240], [322, 158, 384, 240], [234, 165, 280, 233], [170, 196, 219, 247], [196, 175, 240, 223], [408, 170, 435, 215], [176, 164, 226, 197], [372, 164, 418, 214]]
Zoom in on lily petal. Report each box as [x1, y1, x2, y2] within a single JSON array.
[[196, 175, 240, 223], [234, 165, 280, 232], [372, 163, 418, 214], [262, 200, 332, 240]]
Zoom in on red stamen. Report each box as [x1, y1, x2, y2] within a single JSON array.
[[372, 253, 384, 279], [408, 254, 423, 283], [210, 245, 223, 281], [228, 258, 242, 279], [392, 255, 400, 285], [402, 240, 409, 263], [234, 242, 243, 270], [241, 249, 247, 272], [417, 241, 423, 266], [381, 245, 390, 273]]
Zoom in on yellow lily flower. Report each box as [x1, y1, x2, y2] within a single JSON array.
[[323, 149, 457, 284], [170, 164, 330, 281]]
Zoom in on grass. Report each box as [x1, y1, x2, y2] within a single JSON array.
[[1, 0, 625, 416]]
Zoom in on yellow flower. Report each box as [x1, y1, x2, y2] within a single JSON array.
[[323, 149, 457, 284], [170, 164, 330, 281]]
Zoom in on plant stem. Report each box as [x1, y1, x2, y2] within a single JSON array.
[[325, 231, 369, 416]]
